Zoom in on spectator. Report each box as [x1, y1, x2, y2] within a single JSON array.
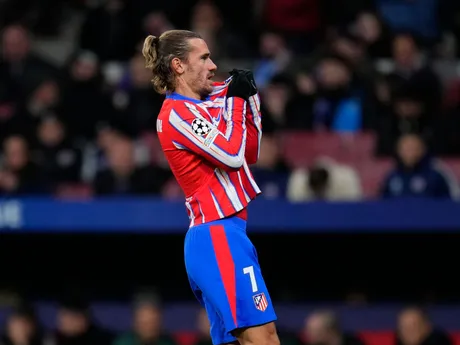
[[110, 53, 163, 136], [113, 299, 177, 345], [20, 79, 60, 119], [250, 135, 290, 199], [374, 34, 442, 154], [33, 115, 83, 187], [380, 134, 455, 199], [0, 0, 457, 203], [287, 157, 362, 201], [193, 309, 212, 345], [395, 307, 452, 345], [78, 0, 138, 62], [93, 135, 171, 196], [0, 135, 46, 195], [0, 77, 61, 146], [139, 12, 174, 43], [312, 55, 362, 133], [284, 72, 316, 129], [328, 31, 380, 130], [302, 310, 365, 345], [385, 34, 442, 118], [376, 87, 434, 156], [0, 25, 58, 102], [253, 32, 292, 90], [49, 298, 114, 345], [0, 303, 45, 345], [259, 74, 292, 129], [349, 11, 392, 58], [59, 50, 112, 141], [189, 0, 251, 60]]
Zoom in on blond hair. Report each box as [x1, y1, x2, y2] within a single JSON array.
[[142, 30, 202, 94]]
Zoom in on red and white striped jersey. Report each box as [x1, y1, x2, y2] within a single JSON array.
[[156, 79, 263, 227]]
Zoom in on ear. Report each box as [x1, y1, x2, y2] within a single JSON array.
[[171, 57, 185, 75]]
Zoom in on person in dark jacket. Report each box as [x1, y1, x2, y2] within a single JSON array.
[[381, 134, 454, 199], [49, 297, 114, 345], [0, 303, 46, 345], [302, 310, 365, 345], [395, 307, 452, 345]]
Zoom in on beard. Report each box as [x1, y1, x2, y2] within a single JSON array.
[[200, 84, 213, 98], [186, 66, 213, 99], [196, 75, 213, 99]]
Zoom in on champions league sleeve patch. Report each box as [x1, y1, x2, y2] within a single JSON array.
[[191, 118, 213, 136]]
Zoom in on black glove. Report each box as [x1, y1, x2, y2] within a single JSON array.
[[229, 69, 257, 97], [227, 71, 253, 100]]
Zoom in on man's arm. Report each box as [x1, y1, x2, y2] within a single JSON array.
[[245, 93, 262, 164], [168, 97, 247, 170], [229, 69, 262, 165]]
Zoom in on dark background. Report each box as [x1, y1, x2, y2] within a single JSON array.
[[1, 231, 457, 303]]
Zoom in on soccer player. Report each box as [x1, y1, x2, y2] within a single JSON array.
[[142, 30, 280, 345]]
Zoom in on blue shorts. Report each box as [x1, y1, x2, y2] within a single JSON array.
[[184, 216, 277, 345]]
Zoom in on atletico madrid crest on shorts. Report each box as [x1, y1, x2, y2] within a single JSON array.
[[253, 293, 268, 311]]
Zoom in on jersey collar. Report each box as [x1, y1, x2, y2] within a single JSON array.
[[166, 92, 210, 103]]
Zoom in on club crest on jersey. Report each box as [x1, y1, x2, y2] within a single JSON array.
[[191, 118, 212, 136], [253, 293, 268, 311]]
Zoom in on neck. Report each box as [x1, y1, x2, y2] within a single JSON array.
[[329, 334, 342, 345], [174, 79, 201, 100]]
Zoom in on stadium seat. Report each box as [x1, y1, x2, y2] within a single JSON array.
[[55, 183, 93, 199], [439, 158, 460, 180], [280, 131, 376, 169], [171, 330, 460, 345], [358, 331, 394, 345], [436, 158, 460, 199], [173, 331, 199, 345], [451, 331, 460, 345], [355, 159, 394, 198], [443, 78, 460, 110]]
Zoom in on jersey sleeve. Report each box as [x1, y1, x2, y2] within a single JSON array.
[[168, 97, 247, 170], [244, 93, 263, 164]]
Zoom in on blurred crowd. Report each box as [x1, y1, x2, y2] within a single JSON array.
[[0, 297, 454, 345], [1, 0, 460, 201]]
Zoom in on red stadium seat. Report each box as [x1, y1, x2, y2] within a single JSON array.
[[347, 131, 376, 162], [355, 159, 394, 198], [354, 158, 460, 199], [173, 331, 199, 345], [443, 79, 460, 110], [55, 183, 93, 199], [358, 331, 460, 345], [451, 332, 460, 345], [280, 131, 376, 169], [438, 158, 460, 181], [171, 330, 460, 345], [358, 331, 394, 345], [435, 159, 460, 198]]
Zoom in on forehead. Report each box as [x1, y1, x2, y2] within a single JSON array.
[[320, 59, 346, 72], [395, 36, 414, 48], [399, 310, 423, 323], [187, 38, 210, 57], [306, 315, 324, 328], [6, 137, 25, 148], [4, 28, 27, 41], [400, 136, 421, 147]]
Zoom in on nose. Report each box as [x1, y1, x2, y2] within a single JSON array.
[[209, 58, 217, 71]]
